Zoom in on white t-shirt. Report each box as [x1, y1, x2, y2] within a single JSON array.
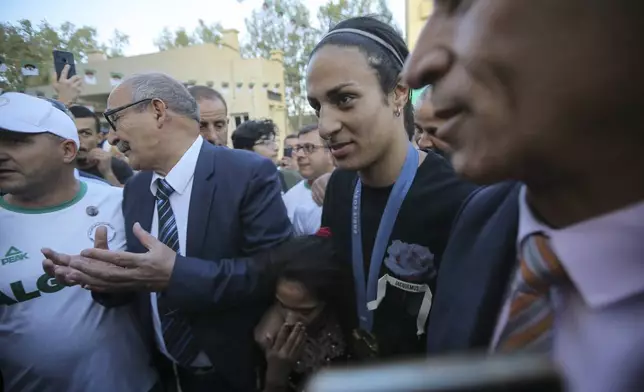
[[282, 180, 321, 235], [0, 181, 157, 392], [293, 204, 322, 236]]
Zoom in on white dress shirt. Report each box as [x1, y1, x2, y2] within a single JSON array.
[[282, 180, 321, 235], [491, 186, 644, 392], [148, 136, 211, 367]]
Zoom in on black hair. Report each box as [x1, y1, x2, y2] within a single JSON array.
[[310, 16, 414, 140], [69, 105, 100, 134], [188, 85, 228, 111], [270, 235, 353, 334], [231, 119, 277, 150], [297, 124, 318, 137]]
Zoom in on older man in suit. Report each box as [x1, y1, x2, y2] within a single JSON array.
[[403, 1, 644, 392], [43, 73, 292, 392]]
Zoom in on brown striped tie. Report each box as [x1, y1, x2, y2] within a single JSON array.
[[496, 233, 568, 352]]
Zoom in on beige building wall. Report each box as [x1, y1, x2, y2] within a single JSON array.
[[406, 0, 434, 51], [28, 29, 290, 148]]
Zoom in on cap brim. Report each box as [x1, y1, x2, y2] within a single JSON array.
[[0, 117, 48, 134]]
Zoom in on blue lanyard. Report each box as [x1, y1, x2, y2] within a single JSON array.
[[351, 143, 419, 332]]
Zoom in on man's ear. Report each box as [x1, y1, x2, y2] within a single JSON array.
[[60, 139, 78, 164], [151, 98, 167, 127]]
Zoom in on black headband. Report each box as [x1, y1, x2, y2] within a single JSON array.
[[317, 28, 405, 67]]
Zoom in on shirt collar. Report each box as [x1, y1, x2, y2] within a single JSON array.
[[150, 136, 204, 196], [518, 185, 644, 308]]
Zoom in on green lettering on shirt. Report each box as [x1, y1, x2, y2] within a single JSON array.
[[1, 273, 69, 306], [0, 290, 17, 305], [37, 274, 65, 294], [11, 281, 41, 302]]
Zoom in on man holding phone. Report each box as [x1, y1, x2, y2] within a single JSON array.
[[52, 64, 82, 107], [280, 134, 299, 171], [51, 64, 133, 186]]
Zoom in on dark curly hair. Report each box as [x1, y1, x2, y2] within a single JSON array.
[[270, 235, 353, 333], [231, 119, 277, 150]]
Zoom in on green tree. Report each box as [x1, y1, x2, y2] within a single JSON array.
[[102, 30, 130, 58], [317, 0, 395, 32], [243, 0, 318, 130], [0, 20, 127, 92], [154, 19, 223, 51]]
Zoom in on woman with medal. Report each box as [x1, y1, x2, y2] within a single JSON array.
[[306, 16, 478, 359]]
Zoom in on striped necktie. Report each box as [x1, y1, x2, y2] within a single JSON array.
[[496, 233, 568, 352], [155, 178, 201, 367]]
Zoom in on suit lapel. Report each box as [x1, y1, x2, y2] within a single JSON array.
[[186, 143, 217, 257], [428, 183, 522, 352], [459, 187, 521, 347], [133, 172, 155, 253]]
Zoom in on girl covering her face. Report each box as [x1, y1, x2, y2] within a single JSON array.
[[255, 233, 353, 392], [306, 16, 478, 360]]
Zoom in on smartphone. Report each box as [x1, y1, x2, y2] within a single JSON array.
[[53, 50, 76, 80], [306, 353, 563, 392], [284, 147, 293, 158]]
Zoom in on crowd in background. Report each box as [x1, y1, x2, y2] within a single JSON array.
[[1, 2, 644, 392]]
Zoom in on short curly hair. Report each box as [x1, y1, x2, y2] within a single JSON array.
[[231, 119, 277, 150]]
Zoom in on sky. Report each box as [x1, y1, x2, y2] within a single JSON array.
[[1, 0, 406, 57]]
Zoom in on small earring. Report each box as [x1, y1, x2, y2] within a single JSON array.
[[394, 108, 401, 117]]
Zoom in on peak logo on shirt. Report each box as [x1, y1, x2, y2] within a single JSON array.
[[1, 246, 28, 266]]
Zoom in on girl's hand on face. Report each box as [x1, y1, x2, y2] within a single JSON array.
[[265, 322, 307, 387], [255, 304, 285, 350]]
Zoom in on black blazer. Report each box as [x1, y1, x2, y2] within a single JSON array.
[[426, 182, 522, 354], [96, 142, 292, 391]]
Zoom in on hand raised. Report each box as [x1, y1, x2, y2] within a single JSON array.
[[51, 64, 82, 106], [312, 172, 332, 207], [265, 323, 307, 387]]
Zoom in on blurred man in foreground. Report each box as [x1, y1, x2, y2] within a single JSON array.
[[404, 1, 644, 391]]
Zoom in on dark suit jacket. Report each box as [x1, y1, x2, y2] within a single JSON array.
[[96, 142, 293, 391], [426, 182, 522, 354]]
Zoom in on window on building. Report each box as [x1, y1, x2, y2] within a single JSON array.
[[232, 113, 250, 128], [267, 90, 282, 101]]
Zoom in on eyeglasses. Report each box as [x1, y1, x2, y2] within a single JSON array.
[[254, 138, 277, 147], [103, 98, 154, 131], [294, 143, 327, 155]]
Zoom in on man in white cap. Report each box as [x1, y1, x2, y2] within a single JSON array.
[[0, 92, 159, 392]]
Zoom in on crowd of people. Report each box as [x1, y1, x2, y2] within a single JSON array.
[[1, 2, 643, 392]]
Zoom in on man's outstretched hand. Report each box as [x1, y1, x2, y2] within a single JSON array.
[[42, 223, 175, 293], [42, 225, 110, 287]]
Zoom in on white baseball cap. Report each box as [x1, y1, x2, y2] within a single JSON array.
[[0, 92, 80, 147]]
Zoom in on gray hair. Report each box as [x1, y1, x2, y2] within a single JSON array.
[[123, 72, 200, 123]]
